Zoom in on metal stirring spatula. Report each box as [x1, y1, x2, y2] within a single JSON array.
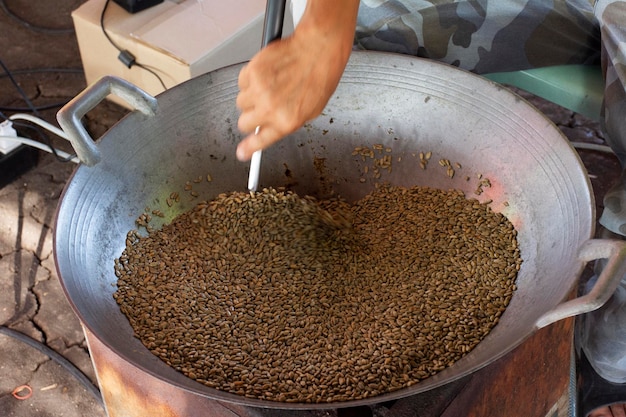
[[247, 0, 287, 192]]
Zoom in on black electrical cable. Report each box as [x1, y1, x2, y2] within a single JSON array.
[[133, 63, 168, 90], [99, 0, 124, 52], [8, 119, 77, 162], [0, 67, 84, 112], [0, 115, 78, 162], [0, 59, 41, 118], [0, 103, 71, 112], [0, 0, 74, 34], [0, 67, 84, 77], [0, 326, 104, 407], [100, 0, 167, 90]]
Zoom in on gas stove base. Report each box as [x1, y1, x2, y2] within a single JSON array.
[[82, 319, 574, 417]]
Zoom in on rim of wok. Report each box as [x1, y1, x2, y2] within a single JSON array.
[[53, 51, 594, 409]]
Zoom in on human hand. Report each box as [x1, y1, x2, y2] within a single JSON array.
[[235, 0, 359, 161], [589, 404, 626, 417]]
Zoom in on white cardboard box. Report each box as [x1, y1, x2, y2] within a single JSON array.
[[72, 0, 272, 107]]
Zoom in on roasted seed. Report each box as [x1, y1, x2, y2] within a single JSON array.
[[114, 184, 521, 404]]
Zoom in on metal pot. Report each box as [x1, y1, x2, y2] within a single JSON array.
[[54, 51, 626, 409]]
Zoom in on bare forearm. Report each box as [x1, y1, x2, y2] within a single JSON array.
[[235, 0, 360, 161], [296, 0, 360, 49]]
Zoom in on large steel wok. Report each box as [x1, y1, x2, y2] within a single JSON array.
[[54, 52, 626, 409]]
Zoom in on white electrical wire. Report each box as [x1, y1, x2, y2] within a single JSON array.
[[571, 141, 615, 154], [0, 114, 79, 162], [8, 113, 69, 140], [0, 135, 79, 163]]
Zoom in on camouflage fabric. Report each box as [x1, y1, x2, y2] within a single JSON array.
[[354, 0, 601, 72], [593, 0, 626, 234], [353, 0, 626, 235]]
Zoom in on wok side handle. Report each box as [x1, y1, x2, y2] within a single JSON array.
[[535, 239, 626, 329], [56, 76, 158, 167]]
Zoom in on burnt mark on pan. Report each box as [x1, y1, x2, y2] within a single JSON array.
[[281, 163, 299, 191]]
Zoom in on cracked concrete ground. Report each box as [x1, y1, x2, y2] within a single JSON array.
[[1, 0, 123, 415], [0, 158, 107, 416], [0, 1, 622, 417]]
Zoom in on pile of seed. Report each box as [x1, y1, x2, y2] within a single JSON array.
[[113, 185, 521, 403]]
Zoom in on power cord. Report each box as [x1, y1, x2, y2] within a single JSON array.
[[570, 142, 614, 154], [0, 67, 83, 113], [0, 118, 79, 163], [0, 59, 42, 118], [0, 59, 78, 162], [100, 0, 167, 90]]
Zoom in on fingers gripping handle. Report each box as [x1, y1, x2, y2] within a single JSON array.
[[535, 239, 626, 328], [57, 76, 158, 167], [262, 0, 286, 46]]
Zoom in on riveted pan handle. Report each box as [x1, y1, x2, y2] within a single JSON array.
[[57, 76, 158, 167], [535, 239, 626, 328]]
